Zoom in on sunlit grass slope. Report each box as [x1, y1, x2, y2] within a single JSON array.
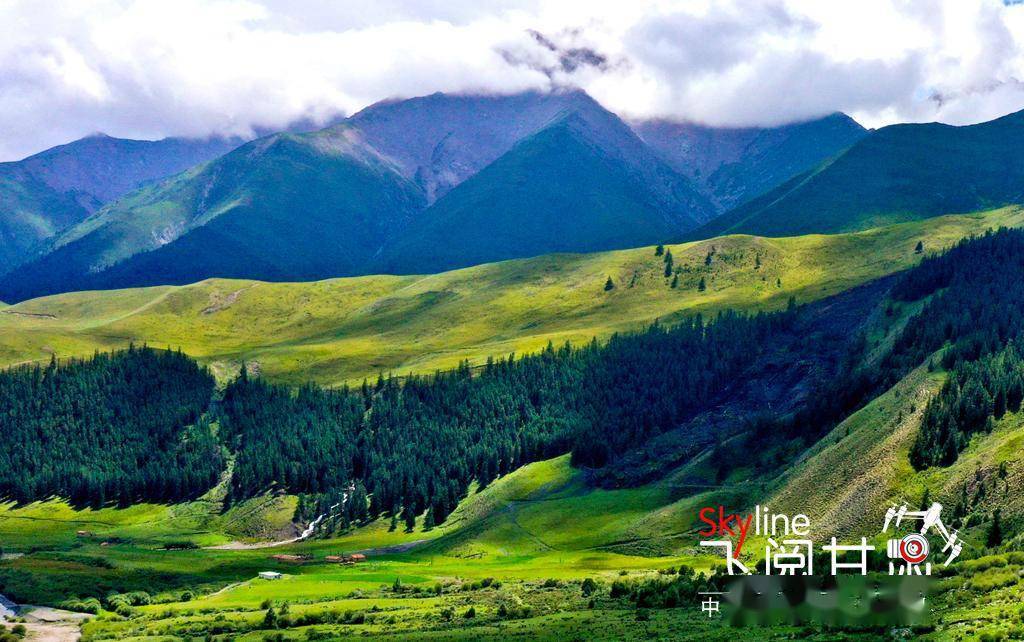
[[771, 352, 1024, 549], [0, 456, 709, 563], [2, 206, 1021, 386], [0, 481, 298, 549]]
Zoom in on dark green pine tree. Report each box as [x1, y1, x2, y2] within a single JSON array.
[[663, 250, 674, 277], [987, 509, 1003, 547], [604, 276, 615, 291], [670, 274, 678, 289], [263, 607, 278, 629], [915, 240, 924, 254], [655, 244, 664, 256], [698, 277, 706, 292]]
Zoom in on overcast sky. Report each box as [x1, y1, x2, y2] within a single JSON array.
[[2, 0, 1024, 161]]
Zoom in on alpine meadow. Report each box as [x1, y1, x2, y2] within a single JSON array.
[[6, 3, 1024, 641]]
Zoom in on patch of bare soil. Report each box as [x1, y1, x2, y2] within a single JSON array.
[[22, 621, 80, 642], [5, 606, 90, 642], [202, 285, 255, 315], [206, 536, 304, 550], [353, 539, 429, 556]]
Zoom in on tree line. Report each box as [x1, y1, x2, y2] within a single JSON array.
[[0, 306, 797, 520], [681, 228, 1024, 481], [890, 229, 1024, 468]]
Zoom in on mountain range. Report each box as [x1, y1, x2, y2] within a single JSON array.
[[631, 112, 867, 213], [693, 107, 1024, 239], [5, 90, 1024, 304], [0, 133, 245, 275], [372, 95, 717, 274], [0, 90, 872, 303]]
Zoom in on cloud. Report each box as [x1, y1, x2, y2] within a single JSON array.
[[1, 0, 1023, 160], [498, 29, 615, 79]]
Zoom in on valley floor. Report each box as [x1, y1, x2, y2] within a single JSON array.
[[0, 420, 1022, 641]]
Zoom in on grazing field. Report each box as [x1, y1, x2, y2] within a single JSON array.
[[1, 207, 1021, 386], [0, 457, 725, 640]]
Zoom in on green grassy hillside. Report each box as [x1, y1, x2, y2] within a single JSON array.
[[2, 211, 1023, 641], [0, 464, 299, 550], [374, 114, 701, 275], [2, 379, 1008, 640], [0, 354, 1019, 640], [693, 108, 1024, 239], [2, 206, 1021, 386]]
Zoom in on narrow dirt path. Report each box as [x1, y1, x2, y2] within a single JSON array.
[[351, 539, 429, 556], [205, 536, 304, 550]]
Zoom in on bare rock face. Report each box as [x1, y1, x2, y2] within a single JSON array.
[[345, 89, 601, 203]]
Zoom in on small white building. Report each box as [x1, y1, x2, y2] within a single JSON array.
[[258, 571, 282, 580]]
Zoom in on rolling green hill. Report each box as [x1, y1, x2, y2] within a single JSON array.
[[771, 316, 1024, 548], [693, 108, 1024, 239], [2, 206, 1020, 386], [5, 224, 1024, 641]]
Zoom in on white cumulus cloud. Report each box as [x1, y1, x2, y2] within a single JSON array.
[[1, 0, 1023, 160]]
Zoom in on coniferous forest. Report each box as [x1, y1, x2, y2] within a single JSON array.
[[0, 346, 219, 507], [222, 309, 796, 528], [891, 230, 1024, 468], [0, 306, 797, 526]]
